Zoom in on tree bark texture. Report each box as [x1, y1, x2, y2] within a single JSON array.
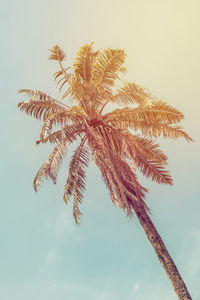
[[131, 201, 192, 300]]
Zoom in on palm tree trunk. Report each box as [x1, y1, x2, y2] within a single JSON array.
[[131, 201, 192, 300]]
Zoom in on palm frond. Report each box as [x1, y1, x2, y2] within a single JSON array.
[[49, 45, 66, 61], [104, 101, 184, 126], [114, 82, 154, 106], [49, 46, 73, 94], [64, 138, 90, 224], [54, 67, 72, 92], [140, 124, 193, 141], [18, 100, 65, 121], [123, 132, 168, 163], [95, 153, 127, 210], [39, 107, 85, 140], [18, 89, 69, 120], [95, 124, 122, 154], [33, 140, 67, 191], [73, 190, 82, 225], [135, 156, 172, 185], [74, 42, 96, 82], [37, 123, 85, 145], [106, 112, 192, 141], [94, 140, 148, 216], [19, 89, 69, 108], [94, 150, 130, 212], [91, 48, 126, 87], [67, 75, 87, 107]]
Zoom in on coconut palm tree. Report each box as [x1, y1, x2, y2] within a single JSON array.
[[18, 43, 192, 299]]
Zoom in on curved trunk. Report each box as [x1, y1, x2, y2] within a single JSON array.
[[131, 201, 192, 300]]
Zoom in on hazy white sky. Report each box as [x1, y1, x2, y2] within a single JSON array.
[[1, 0, 200, 299]]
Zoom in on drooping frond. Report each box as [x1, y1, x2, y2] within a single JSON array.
[[89, 129, 147, 212], [39, 106, 86, 140], [95, 147, 148, 216], [37, 123, 85, 145], [49, 45, 66, 61], [91, 48, 126, 87], [18, 100, 66, 121], [139, 123, 193, 141], [19, 89, 68, 108], [134, 156, 173, 185], [122, 133, 173, 184], [104, 101, 184, 126], [114, 82, 154, 106], [33, 140, 67, 191], [123, 132, 168, 163], [95, 150, 129, 211], [64, 138, 90, 224], [74, 42, 96, 82], [18, 89, 69, 120]]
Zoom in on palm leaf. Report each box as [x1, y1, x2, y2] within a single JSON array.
[[19, 89, 69, 108], [91, 48, 126, 87], [94, 149, 130, 211], [104, 101, 184, 126], [94, 141, 147, 216], [18, 100, 66, 121], [54, 69, 72, 92], [114, 82, 154, 106], [18, 89, 69, 120], [123, 132, 168, 163], [140, 124, 193, 141], [39, 107, 85, 140], [33, 140, 67, 191], [64, 138, 90, 224], [134, 156, 173, 185], [49, 45, 66, 61], [95, 152, 127, 210], [37, 123, 85, 145], [74, 42, 97, 82]]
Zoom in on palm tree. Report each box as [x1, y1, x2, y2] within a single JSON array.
[[18, 43, 192, 299]]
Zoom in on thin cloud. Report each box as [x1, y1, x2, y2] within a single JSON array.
[[133, 281, 140, 292]]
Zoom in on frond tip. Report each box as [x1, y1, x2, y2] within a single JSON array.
[[74, 42, 95, 82], [49, 45, 66, 61], [91, 48, 126, 87], [64, 139, 90, 224]]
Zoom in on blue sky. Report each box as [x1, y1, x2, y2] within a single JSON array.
[[1, 0, 200, 299]]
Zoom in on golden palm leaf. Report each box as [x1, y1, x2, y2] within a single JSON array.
[[49, 45, 66, 61], [18, 100, 65, 121], [39, 107, 85, 140], [91, 48, 126, 87], [19, 89, 69, 108], [33, 140, 67, 191], [64, 138, 90, 224], [104, 101, 184, 126], [74, 42, 97, 82], [123, 132, 168, 163], [37, 123, 85, 145], [18, 89, 69, 120], [114, 82, 154, 106], [140, 123, 193, 141]]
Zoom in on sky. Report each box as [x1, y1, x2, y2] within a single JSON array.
[[1, 0, 200, 299]]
